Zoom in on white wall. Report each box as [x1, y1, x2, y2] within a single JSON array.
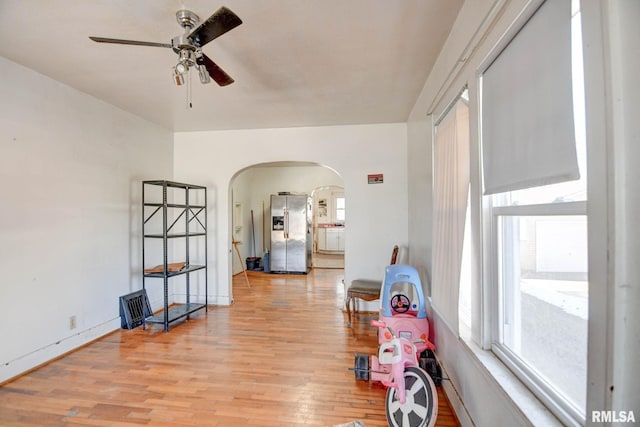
[[407, 117, 433, 293], [407, 0, 640, 425], [0, 57, 173, 383], [173, 123, 408, 304]]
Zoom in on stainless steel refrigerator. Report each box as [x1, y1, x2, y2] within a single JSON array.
[[270, 194, 311, 273]]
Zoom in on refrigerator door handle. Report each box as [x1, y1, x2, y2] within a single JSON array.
[[284, 208, 289, 239]]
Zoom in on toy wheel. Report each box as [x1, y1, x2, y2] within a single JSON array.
[[353, 354, 370, 381], [385, 367, 438, 427]]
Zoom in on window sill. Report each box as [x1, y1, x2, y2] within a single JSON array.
[[457, 335, 566, 427]]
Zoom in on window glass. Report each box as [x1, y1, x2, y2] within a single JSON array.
[[497, 214, 587, 410], [335, 196, 345, 221], [458, 190, 472, 337]]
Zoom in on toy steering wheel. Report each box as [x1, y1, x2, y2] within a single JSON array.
[[391, 294, 411, 313]]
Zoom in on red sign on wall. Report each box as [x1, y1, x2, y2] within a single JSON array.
[[368, 174, 384, 184]]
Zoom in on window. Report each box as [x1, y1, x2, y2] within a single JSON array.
[[480, 0, 587, 424], [492, 206, 587, 419], [335, 195, 345, 222]]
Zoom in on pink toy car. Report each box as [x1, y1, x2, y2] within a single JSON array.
[[353, 264, 441, 427]]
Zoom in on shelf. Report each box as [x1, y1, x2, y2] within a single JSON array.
[[143, 180, 206, 190], [143, 264, 205, 278], [143, 202, 206, 209], [144, 232, 206, 239], [145, 303, 206, 325], [142, 180, 208, 332]]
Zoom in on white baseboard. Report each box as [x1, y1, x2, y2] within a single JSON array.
[[0, 317, 120, 384]]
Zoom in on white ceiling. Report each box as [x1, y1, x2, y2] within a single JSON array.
[[0, 0, 463, 132]]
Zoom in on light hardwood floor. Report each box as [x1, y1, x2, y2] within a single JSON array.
[[312, 252, 345, 269], [0, 269, 459, 426]]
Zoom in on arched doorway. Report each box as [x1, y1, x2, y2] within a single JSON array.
[[228, 161, 344, 293]]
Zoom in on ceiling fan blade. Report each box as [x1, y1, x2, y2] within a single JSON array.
[[89, 36, 172, 48], [188, 6, 242, 47], [200, 54, 234, 86]]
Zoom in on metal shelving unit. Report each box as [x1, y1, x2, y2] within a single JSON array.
[[142, 180, 208, 332]]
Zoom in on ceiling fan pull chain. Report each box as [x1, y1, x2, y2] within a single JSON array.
[[187, 66, 193, 109]]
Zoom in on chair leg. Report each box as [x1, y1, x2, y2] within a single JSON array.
[[345, 294, 352, 326]]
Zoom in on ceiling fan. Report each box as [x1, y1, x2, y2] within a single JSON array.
[[89, 6, 242, 87]]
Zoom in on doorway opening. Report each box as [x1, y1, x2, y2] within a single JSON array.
[[229, 161, 344, 292], [311, 185, 345, 269]]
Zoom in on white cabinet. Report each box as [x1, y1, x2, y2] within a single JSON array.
[[318, 227, 344, 252], [326, 228, 344, 251], [317, 227, 326, 251]]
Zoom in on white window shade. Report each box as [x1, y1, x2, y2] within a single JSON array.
[[481, 0, 578, 195]]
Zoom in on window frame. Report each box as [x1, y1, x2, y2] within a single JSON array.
[[488, 200, 587, 426], [476, 1, 588, 424]]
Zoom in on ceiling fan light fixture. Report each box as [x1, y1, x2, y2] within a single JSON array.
[[173, 66, 185, 86], [198, 64, 211, 84], [175, 61, 189, 75]]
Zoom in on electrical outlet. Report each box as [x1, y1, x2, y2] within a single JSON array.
[[69, 315, 77, 330]]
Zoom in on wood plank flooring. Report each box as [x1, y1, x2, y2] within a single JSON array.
[[0, 269, 459, 426]]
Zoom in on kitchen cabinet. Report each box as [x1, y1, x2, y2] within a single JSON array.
[[317, 226, 344, 253], [326, 228, 345, 251]]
